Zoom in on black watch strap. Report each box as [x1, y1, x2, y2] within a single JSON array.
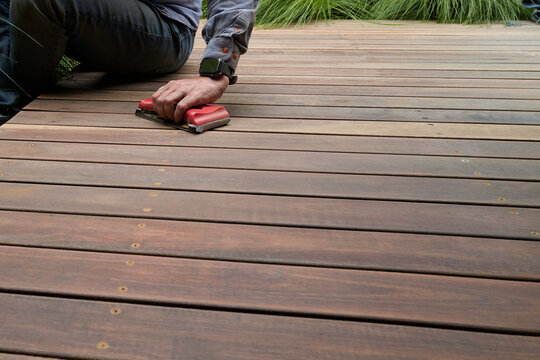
[[199, 58, 238, 85]]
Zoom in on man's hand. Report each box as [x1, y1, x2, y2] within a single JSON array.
[[152, 75, 229, 123]]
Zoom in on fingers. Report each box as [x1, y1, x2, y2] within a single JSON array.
[[174, 94, 200, 123], [151, 76, 229, 123], [152, 81, 187, 120]]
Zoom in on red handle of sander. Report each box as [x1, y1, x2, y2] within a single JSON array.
[[137, 99, 229, 127]]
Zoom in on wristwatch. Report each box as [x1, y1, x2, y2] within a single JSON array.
[[199, 58, 238, 85]]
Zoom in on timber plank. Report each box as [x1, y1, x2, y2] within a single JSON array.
[[57, 73, 540, 88], [2, 294, 539, 360], [196, 44, 540, 51], [162, 68, 540, 80], [38, 90, 540, 112], [82, 83, 540, 100], [2, 124, 540, 158], [189, 60, 540, 71], [0, 183, 538, 239], [20, 103, 540, 124], [1, 159, 539, 206], [1, 210, 539, 280], [99, 47, 540, 63], [1, 246, 539, 333], [1, 140, 539, 180], [218, 119, 540, 140]]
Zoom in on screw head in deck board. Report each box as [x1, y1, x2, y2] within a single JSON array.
[[154, 182, 162, 186], [531, 231, 539, 236], [126, 260, 135, 266], [118, 286, 128, 293], [158, 168, 166, 172], [96, 341, 110, 350], [131, 243, 141, 249], [483, 182, 492, 186], [137, 223, 146, 228], [110, 308, 122, 315], [474, 171, 482, 175], [142, 208, 152, 213], [148, 193, 158, 197], [509, 211, 519, 215]]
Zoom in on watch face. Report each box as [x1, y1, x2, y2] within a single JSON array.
[[200, 58, 221, 74]]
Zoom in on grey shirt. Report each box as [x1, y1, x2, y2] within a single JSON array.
[[145, 0, 259, 71]]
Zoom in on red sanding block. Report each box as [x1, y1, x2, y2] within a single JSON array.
[[135, 98, 230, 134]]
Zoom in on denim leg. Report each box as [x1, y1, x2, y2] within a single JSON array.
[[0, 1, 10, 77], [2, 0, 194, 115], [0, 0, 20, 119]]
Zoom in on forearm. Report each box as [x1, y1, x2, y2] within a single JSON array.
[[202, 0, 259, 71]]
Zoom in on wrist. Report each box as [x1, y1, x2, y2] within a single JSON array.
[[198, 74, 229, 89]]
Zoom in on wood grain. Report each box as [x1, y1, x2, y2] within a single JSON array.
[[1, 210, 539, 280], [1, 19, 539, 358], [35, 91, 540, 112], [21, 102, 540, 124], [1, 140, 539, 180], [2, 124, 540, 157], [0, 183, 539, 239], [2, 293, 539, 360], [1, 247, 539, 333], [2, 159, 539, 206]]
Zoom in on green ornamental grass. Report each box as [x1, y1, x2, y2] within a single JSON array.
[[255, 0, 372, 27], [371, 0, 531, 24]]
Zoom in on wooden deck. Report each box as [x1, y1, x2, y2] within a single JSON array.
[[1, 20, 539, 359]]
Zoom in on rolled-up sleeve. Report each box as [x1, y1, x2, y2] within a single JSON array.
[[202, 0, 259, 71]]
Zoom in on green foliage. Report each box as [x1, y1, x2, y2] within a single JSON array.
[[201, 0, 208, 18], [255, 0, 372, 27], [200, 0, 532, 26], [54, 56, 80, 80], [371, 0, 531, 24]]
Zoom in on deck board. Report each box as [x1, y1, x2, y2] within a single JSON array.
[[2, 293, 539, 360], [0, 20, 539, 359]]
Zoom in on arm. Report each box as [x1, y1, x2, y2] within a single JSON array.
[[152, 0, 259, 123]]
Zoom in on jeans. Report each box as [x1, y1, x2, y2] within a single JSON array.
[[0, 0, 195, 118]]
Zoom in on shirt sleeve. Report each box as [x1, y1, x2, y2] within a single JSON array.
[[202, 0, 259, 72]]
